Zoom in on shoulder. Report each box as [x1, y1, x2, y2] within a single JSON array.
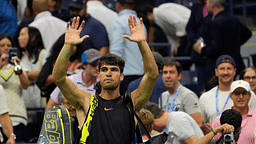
[[200, 86, 217, 100], [180, 85, 198, 97]]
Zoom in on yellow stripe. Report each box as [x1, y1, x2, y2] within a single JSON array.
[[57, 109, 65, 144], [0, 68, 14, 81], [80, 94, 98, 143]]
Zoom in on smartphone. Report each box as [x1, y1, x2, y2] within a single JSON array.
[[8, 47, 18, 64]]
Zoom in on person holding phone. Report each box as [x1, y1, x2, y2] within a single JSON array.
[[0, 33, 30, 142]]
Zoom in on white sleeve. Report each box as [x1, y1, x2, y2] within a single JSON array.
[[50, 87, 61, 104]]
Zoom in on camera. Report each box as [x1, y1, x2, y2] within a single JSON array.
[[8, 47, 18, 64], [224, 129, 234, 144]]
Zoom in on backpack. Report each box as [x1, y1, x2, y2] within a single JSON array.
[[37, 105, 73, 144]]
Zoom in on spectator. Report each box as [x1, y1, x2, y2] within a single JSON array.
[[186, 0, 212, 85], [0, 0, 17, 37], [127, 51, 166, 104], [109, 0, 147, 96], [49, 0, 70, 22], [199, 55, 256, 134], [29, 0, 67, 53], [45, 49, 101, 111], [0, 85, 15, 144], [212, 80, 256, 143], [0, 33, 30, 142], [193, 0, 252, 84], [195, 109, 242, 144], [239, 67, 256, 95], [17, 26, 47, 122], [74, 0, 109, 56], [143, 102, 204, 144], [86, 0, 118, 36], [139, 3, 191, 56], [158, 59, 202, 127]]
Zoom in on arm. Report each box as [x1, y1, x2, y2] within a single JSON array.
[[190, 113, 202, 127], [193, 123, 234, 144], [45, 97, 57, 111], [0, 113, 15, 144], [27, 68, 41, 83], [184, 135, 198, 144], [99, 46, 109, 56], [123, 15, 159, 112], [52, 16, 90, 110]]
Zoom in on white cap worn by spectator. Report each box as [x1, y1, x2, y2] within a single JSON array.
[[230, 80, 251, 93]]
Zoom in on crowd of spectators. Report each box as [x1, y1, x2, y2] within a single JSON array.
[[0, 0, 255, 143]]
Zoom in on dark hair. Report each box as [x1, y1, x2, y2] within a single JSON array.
[[216, 109, 242, 143], [18, 27, 45, 64], [162, 59, 182, 74], [0, 33, 15, 47], [204, 75, 219, 92], [239, 67, 256, 80], [47, 34, 83, 64], [220, 109, 242, 129], [143, 102, 165, 119], [98, 53, 125, 73]]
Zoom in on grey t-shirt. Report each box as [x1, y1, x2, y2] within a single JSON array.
[[158, 85, 200, 115], [166, 111, 204, 144]]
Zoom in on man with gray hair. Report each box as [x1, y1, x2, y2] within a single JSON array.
[[193, 0, 252, 84]]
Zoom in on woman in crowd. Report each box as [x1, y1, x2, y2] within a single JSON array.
[[0, 33, 30, 142], [18, 27, 47, 117], [240, 67, 256, 94]]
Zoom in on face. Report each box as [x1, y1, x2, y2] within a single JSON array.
[[84, 60, 99, 77], [98, 64, 124, 91], [69, 7, 82, 17], [230, 87, 251, 109], [0, 38, 12, 56], [18, 27, 29, 49], [243, 70, 256, 92], [62, 99, 76, 117], [162, 65, 181, 90], [215, 63, 236, 85]]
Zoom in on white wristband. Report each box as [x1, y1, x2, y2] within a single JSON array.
[[9, 133, 16, 139]]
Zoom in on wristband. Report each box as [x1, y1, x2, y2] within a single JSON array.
[[9, 133, 16, 139], [210, 128, 217, 135]]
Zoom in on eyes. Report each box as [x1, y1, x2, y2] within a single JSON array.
[[100, 67, 119, 72]]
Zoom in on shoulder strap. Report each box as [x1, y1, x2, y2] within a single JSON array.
[[80, 94, 98, 143], [125, 94, 151, 140]]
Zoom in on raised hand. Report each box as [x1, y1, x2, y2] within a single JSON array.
[[65, 16, 89, 46], [123, 15, 146, 43]]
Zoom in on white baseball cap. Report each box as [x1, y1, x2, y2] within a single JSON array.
[[230, 80, 251, 93]]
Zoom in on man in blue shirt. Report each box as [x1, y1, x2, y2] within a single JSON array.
[[109, 0, 147, 96], [0, 0, 17, 37]]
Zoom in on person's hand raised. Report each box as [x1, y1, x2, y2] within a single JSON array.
[[123, 15, 146, 43], [65, 16, 89, 46]]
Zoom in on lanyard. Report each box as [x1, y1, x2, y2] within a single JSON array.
[[215, 86, 230, 115], [165, 84, 181, 113]]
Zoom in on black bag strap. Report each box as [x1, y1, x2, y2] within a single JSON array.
[[124, 94, 151, 140]]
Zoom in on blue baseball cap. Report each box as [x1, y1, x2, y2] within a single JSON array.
[[215, 54, 236, 68], [81, 49, 101, 64]]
